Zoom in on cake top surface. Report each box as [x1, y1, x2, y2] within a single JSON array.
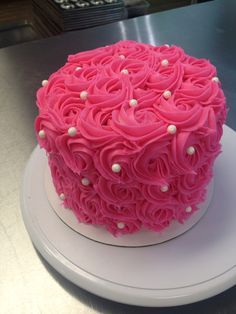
[[36, 40, 226, 170]]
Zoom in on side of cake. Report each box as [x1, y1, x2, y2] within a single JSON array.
[[35, 40, 227, 236]]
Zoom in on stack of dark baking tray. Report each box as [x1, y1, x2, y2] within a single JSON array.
[[33, 0, 126, 37]]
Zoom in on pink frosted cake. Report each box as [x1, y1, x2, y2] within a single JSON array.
[[35, 40, 227, 236]]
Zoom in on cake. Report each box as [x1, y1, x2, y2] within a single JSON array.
[[35, 40, 227, 236]]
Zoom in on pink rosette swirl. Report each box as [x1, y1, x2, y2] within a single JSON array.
[[100, 201, 141, 236], [105, 57, 151, 89], [64, 66, 100, 92], [146, 61, 184, 95], [173, 79, 220, 109], [68, 189, 104, 225], [110, 104, 167, 145], [48, 153, 67, 196], [55, 133, 95, 176], [77, 76, 134, 147], [48, 153, 78, 204], [203, 107, 225, 155], [168, 78, 224, 133], [86, 75, 133, 110], [155, 99, 208, 132], [47, 92, 85, 129], [153, 45, 186, 64], [183, 56, 216, 85], [58, 62, 84, 75], [79, 106, 114, 144], [141, 182, 177, 205], [94, 176, 142, 205], [170, 131, 212, 174], [136, 202, 176, 232], [94, 140, 139, 183], [68, 46, 111, 67], [35, 114, 59, 153], [174, 158, 211, 205], [110, 40, 151, 57], [176, 159, 214, 196], [100, 200, 138, 221], [36, 73, 67, 111], [175, 204, 199, 224], [77, 110, 116, 149], [108, 40, 158, 66], [35, 89, 87, 152], [103, 216, 141, 236], [132, 88, 159, 107], [131, 140, 172, 184]]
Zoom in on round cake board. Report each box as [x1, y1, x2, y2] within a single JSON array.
[[21, 125, 236, 307], [44, 162, 213, 247]]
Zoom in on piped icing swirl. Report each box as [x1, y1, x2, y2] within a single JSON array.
[[35, 40, 227, 236]]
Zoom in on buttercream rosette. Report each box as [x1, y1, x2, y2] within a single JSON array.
[[35, 40, 227, 236]]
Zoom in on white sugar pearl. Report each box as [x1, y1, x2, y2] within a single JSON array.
[[38, 129, 46, 139], [117, 222, 125, 229], [212, 76, 219, 83], [160, 185, 169, 192], [68, 127, 77, 137], [119, 55, 125, 59], [42, 80, 48, 87], [80, 91, 88, 100], [167, 124, 177, 134], [59, 193, 65, 200], [75, 66, 82, 71], [164, 44, 170, 47], [112, 163, 121, 173], [121, 69, 129, 75], [161, 59, 169, 66], [163, 90, 172, 99], [187, 146, 195, 155], [81, 178, 90, 186], [129, 99, 138, 107], [185, 206, 192, 213]]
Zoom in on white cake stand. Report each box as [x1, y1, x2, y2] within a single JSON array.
[[21, 125, 236, 307]]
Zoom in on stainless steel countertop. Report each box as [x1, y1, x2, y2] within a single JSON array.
[[1, 0, 236, 313]]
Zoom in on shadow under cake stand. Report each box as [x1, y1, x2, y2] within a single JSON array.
[[21, 125, 236, 307]]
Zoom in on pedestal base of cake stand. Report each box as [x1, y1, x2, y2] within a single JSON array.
[[21, 125, 236, 307]]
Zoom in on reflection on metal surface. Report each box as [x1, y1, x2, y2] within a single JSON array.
[[133, 18, 142, 43], [118, 20, 128, 40], [144, 15, 156, 45]]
